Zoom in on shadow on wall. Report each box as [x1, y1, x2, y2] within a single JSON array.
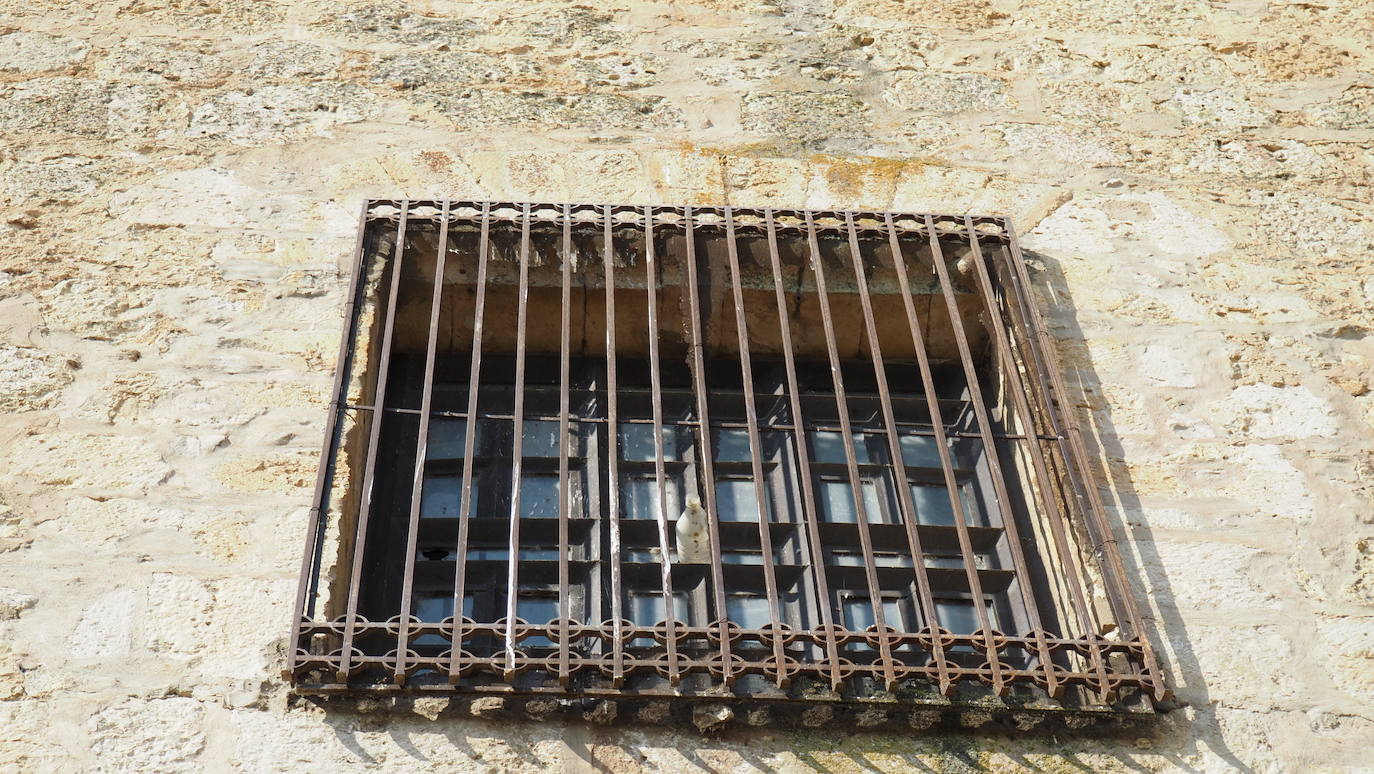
[[301, 253, 1256, 774], [1022, 248, 1255, 774]]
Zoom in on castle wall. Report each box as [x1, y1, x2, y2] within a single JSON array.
[[1, 1, 1371, 771]]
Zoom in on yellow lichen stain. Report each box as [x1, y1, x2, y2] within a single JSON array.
[[815, 154, 914, 205], [668, 142, 931, 208], [215, 453, 316, 493]]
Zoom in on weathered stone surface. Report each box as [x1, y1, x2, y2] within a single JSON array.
[[0, 1, 1369, 772], [188, 84, 382, 145], [88, 697, 205, 774], [68, 588, 136, 659], [883, 71, 1013, 114], [0, 31, 89, 73], [0, 587, 37, 620], [739, 91, 871, 146], [0, 345, 75, 412], [7, 433, 172, 492], [95, 38, 231, 85], [1304, 86, 1374, 130]]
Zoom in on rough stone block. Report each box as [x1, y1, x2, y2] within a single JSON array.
[[0, 31, 89, 73]]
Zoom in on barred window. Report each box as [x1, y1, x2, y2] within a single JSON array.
[[288, 201, 1168, 729]]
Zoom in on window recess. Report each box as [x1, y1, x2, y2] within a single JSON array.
[[287, 201, 1169, 728]]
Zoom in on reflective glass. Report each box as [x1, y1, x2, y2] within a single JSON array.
[[420, 475, 464, 518], [819, 479, 884, 523], [425, 418, 469, 460], [522, 420, 562, 458], [629, 592, 690, 625], [621, 475, 680, 520], [618, 423, 677, 462], [714, 428, 753, 462], [910, 483, 977, 526], [519, 474, 561, 518], [935, 599, 988, 634], [725, 595, 772, 629], [811, 430, 873, 464], [899, 433, 943, 468], [715, 478, 767, 522]]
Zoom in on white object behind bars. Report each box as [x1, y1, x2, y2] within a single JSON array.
[[675, 496, 710, 564]]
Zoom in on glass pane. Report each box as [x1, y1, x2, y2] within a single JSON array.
[[715, 478, 768, 522], [714, 428, 753, 462], [818, 479, 883, 523], [414, 596, 452, 623], [629, 592, 690, 625], [935, 599, 987, 634], [619, 423, 677, 462], [843, 597, 904, 631], [811, 430, 872, 464], [519, 474, 561, 518], [725, 595, 772, 629], [516, 596, 560, 625], [842, 598, 874, 631], [910, 483, 976, 526], [899, 433, 943, 469], [412, 595, 470, 646], [522, 420, 561, 458], [420, 475, 464, 518], [882, 598, 905, 631], [516, 597, 560, 647], [621, 475, 680, 520], [518, 547, 560, 561], [426, 418, 469, 460]]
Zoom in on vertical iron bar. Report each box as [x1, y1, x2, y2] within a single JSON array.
[[681, 206, 734, 684], [556, 204, 574, 686], [287, 198, 371, 679], [336, 199, 409, 683], [603, 205, 627, 686], [762, 210, 842, 690], [803, 211, 896, 689], [449, 202, 492, 684], [642, 205, 682, 685], [394, 201, 450, 684], [722, 208, 787, 686], [963, 218, 1101, 696], [503, 203, 533, 678], [842, 212, 944, 691], [1001, 222, 1167, 699]]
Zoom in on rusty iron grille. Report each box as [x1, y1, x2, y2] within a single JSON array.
[[287, 200, 1168, 721]]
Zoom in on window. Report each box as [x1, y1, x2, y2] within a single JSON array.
[[287, 201, 1168, 723]]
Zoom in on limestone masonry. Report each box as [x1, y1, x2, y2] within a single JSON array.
[[1, 1, 1372, 771]]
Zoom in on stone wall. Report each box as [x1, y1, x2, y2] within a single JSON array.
[[1, 0, 1372, 771]]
